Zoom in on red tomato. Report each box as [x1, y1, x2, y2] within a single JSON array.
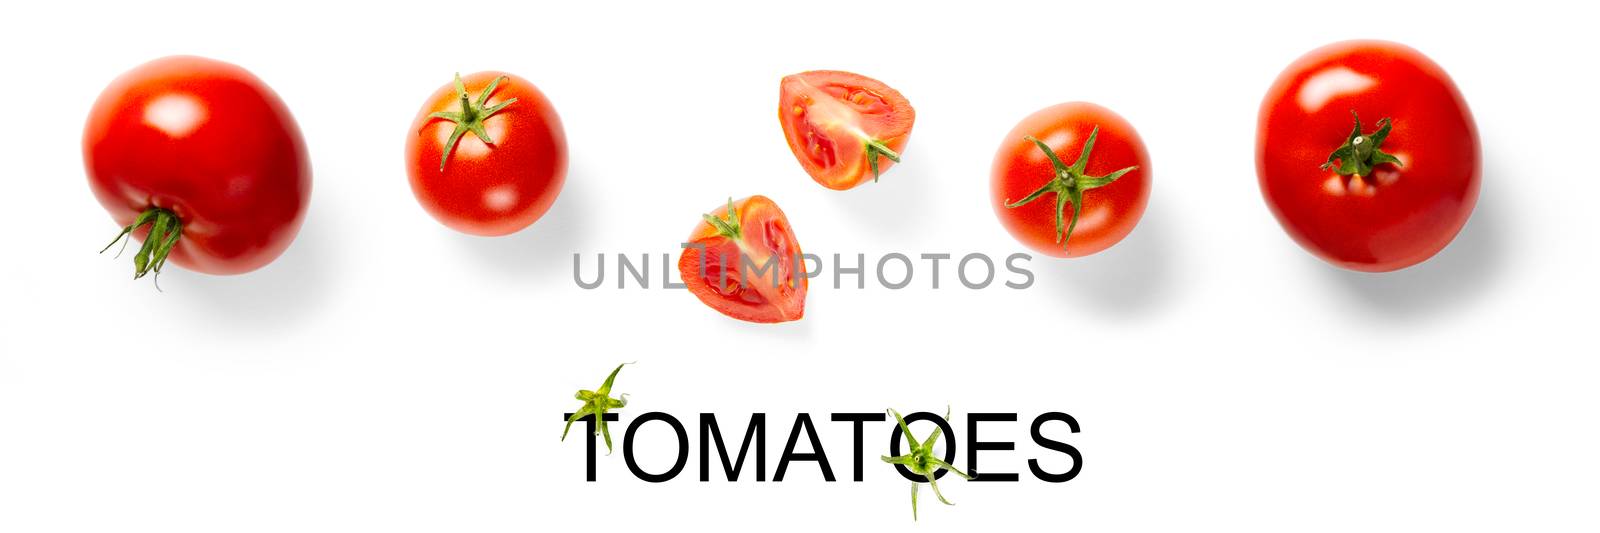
[[678, 196, 806, 323], [1257, 40, 1480, 272], [83, 55, 311, 279], [779, 71, 914, 190], [990, 102, 1151, 258], [406, 72, 567, 236]]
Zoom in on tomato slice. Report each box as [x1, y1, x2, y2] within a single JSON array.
[[779, 71, 914, 190], [678, 196, 806, 323]]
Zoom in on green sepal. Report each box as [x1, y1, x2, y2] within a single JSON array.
[[429, 73, 520, 171], [99, 207, 184, 289], [1320, 111, 1403, 177], [561, 363, 632, 455], [1004, 129, 1138, 253], [700, 198, 742, 240], [864, 139, 901, 183]]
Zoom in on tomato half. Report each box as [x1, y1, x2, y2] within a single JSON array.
[[677, 196, 806, 323], [406, 72, 567, 236], [990, 102, 1151, 258], [779, 71, 914, 190], [83, 55, 311, 279], [1257, 40, 1480, 272]]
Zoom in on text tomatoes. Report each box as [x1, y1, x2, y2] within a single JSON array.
[[990, 102, 1151, 258], [83, 56, 311, 280], [1257, 40, 1480, 272], [779, 70, 914, 190], [406, 72, 567, 236], [678, 196, 806, 323]]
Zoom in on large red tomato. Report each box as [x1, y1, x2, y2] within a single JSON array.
[[779, 70, 914, 190], [990, 102, 1151, 258], [83, 55, 311, 280], [677, 196, 806, 323], [406, 72, 567, 236], [1257, 40, 1480, 272]]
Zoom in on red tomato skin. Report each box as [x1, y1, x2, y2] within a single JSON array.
[[779, 70, 914, 190], [406, 72, 567, 236], [990, 102, 1151, 258], [1257, 40, 1480, 272], [83, 56, 311, 275], [677, 196, 806, 323]]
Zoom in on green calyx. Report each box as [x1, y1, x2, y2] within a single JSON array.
[[429, 73, 519, 171], [562, 363, 631, 454], [865, 139, 901, 183], [100, 207, 183, 287], [881, 407, 974, 521], [701, 198, 742, 240], [1005, 126, 1137, 253], [1321, 111, 1402, 178]]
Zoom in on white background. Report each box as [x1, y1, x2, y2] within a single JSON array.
[[1, 1, 1596, 531]]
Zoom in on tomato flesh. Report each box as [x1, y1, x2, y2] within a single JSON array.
[[678, 196, 806, 323], [779, 71, 914, 190], [1257, 40, 1479, 272]]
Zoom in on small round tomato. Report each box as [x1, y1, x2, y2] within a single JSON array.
[[83, 55, 311, 280], [1257, 40, 1480, 272], [678, 196, 806, 323], [990, 102, 1151, 258], [406, 72, 567, 236], [779, 70, 914, 190]]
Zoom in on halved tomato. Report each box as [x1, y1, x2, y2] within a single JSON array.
[[678, 196, 806, 323], [779, 71, 914, 190]]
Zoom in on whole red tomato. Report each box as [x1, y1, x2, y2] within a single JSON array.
[[406, 72, 567, 236], [991, 102, 1151, 258], [83, 55, 311, 280], [678, 196, 806, 323], [1257, 40, 1480, 272], [779, 70, 914, 190]]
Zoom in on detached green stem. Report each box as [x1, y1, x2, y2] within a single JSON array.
[[100, 207, 183, 287], [562, 363, 632, 455], [880, 407, 974, 521]]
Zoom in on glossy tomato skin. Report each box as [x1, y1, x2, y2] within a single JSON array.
[[83, 55, 311, 275], [779, 70, 914, 190], [990, 102, 1151, 258], [406, 72, 567, 236], [1257, 40, 1480, 272], [678, 196, 806, 323]]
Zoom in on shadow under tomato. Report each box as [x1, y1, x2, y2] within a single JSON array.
[[1039, 202, 1178, 317], [1322, 171, 1507, 321], [827, 152, 939, 241], [168, 204, 338, 332], [453, 163, 593, 285]]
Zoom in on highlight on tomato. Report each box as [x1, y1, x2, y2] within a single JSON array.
[[1256, 40, 1480, 272], [990, 102, 1151, 258], [779, 70, 914, 190], [677, 196, 807, 323], [406, 71, 567, 236], [84, 55, 311, 283]]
